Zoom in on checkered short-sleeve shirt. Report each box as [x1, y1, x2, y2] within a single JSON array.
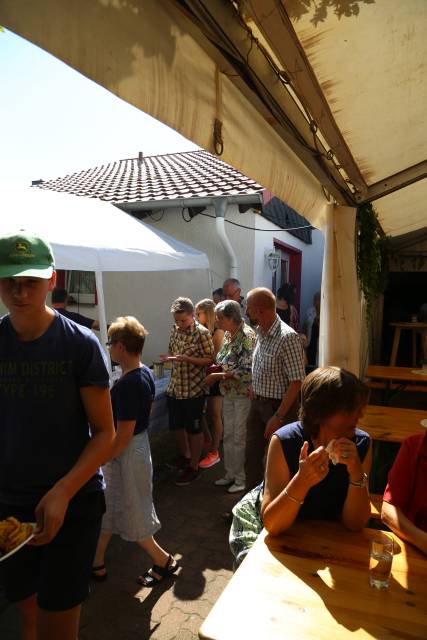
[[167, 320, 214, 399], [252, 315, 305, 399]]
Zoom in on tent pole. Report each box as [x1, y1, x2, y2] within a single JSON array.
[[95, 271, 111, 376]]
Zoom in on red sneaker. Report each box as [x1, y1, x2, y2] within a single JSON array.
[[199, 451, 220, 469]]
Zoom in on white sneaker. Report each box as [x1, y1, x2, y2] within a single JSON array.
[[214, 477, 233, 486], [227, 483, 245, 493]]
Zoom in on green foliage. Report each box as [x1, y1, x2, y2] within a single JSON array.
[[356, 203, 389, 324]]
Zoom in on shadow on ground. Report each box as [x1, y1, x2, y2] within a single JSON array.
[[0, 432, 239, 640]]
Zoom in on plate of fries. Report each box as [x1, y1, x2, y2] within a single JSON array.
[[0, 517, 35, 562]]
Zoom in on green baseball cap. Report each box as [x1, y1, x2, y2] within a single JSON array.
[[0, 231, 55, 279]]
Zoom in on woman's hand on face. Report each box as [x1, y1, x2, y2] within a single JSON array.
[[297, 441, 330, 489], [333, 438, 362, 477]]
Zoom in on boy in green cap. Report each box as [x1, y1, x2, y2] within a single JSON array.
[[0, 231, 115, 640]]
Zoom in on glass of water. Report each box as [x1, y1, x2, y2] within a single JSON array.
[[369, 533, 394, 589]]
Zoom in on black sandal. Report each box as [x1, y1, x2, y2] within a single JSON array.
[[91, 564, 108, 582], [137, 554, 179, 587]]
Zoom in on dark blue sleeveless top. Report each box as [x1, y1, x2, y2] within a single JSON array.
[[274, 421, 370, 520]]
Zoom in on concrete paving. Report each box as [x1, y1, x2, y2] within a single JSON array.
[[0, 434, 239, 639]]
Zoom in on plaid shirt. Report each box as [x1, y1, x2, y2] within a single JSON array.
[[167, 320, 214, 399], [252, 315, 305, 399]]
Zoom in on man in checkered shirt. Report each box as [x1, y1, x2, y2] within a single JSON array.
[[161, 297, 214, 486], [245, 287, 306, 490]]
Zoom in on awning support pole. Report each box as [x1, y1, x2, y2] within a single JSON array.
[[95, 270, 111, 376]]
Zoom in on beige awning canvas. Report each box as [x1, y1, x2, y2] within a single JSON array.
[[1, 0, 425, 236]]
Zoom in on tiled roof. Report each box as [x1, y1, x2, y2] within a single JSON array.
[[36, 149, 263, 204], [263, 197, 313, 244], [36, 149, 313, 242]]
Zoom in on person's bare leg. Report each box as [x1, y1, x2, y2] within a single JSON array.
[[137, 535, 177, 582], [17, 594, 37, 640], [207, 396, 223, 452], [92, 531, 112, 577], [37, 604, 81, 640], [189, 432, 203, 469], [201, 414, 212, 445], [174, 429, 191, 458]]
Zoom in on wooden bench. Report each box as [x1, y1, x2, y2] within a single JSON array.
[[370, 493, 383, 519]]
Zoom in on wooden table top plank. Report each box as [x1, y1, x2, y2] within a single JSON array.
[[390, 322, 427, 329], [366, 365, 427, 384], [199, 522, 427, 640], [358, 405, 426, 442]]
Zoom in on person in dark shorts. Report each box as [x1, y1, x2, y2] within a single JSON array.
[[160, 297, 214, 485], [0, 231, 115, 639], [51, 286, 100, 330]]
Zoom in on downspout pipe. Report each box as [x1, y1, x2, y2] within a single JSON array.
[[214, 197, 239, 279]]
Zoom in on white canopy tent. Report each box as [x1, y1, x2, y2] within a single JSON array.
[[2, 0, 426, 374], [0, 186, 209, 369]]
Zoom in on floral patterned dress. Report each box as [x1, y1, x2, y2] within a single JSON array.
[[216, 323, 256, 397]]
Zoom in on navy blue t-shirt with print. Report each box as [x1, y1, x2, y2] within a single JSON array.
[[0, 311, 110, 507], [111, 365, 155, 435]]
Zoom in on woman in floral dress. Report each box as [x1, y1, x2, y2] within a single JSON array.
[[205, 300, 256, 493]]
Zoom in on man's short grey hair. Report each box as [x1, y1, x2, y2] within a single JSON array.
[[223, 277, 241, 289], [215, 299, 242, 324]]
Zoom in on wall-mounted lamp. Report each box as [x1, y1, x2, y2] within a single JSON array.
[[265, 250, 281, 273]]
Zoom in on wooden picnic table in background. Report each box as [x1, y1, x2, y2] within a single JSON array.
[[199, 521, 427, 640], [366, 365, 427, 385], [365, 365, 427, 402], [389, 321, 427, 366], [358, 405, 426, 443]]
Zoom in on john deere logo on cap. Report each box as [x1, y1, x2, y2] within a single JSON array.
[[10, 241, 35, 259], [15, 241, 30, 254]]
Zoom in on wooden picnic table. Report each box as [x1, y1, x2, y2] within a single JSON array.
[[366, 365, 427, 384], [357, 404, 426, 443], [199, 521, 427, 640], [365, 365, 427, 402], [389, 321, 427, 366]]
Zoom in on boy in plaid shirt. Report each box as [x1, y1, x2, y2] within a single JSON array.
[[161, 298, 214, 485]]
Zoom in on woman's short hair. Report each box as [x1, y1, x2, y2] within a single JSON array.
[[170, 297, 194, 315], [108, 316, 148, 354], [215, 299, 242, 324], [195, 298, 216, 333], [299, 367, 369, 438]]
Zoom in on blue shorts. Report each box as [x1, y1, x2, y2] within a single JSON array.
[[0, 490, 105, 611]]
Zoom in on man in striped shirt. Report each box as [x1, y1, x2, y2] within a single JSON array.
[[245, 288, 306, 490]]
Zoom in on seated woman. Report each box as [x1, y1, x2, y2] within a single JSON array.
[[381, 431, 427, 555], [230, 367, 371, 565]]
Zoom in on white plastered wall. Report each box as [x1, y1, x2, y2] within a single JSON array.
[[142, 204, 255, 297]]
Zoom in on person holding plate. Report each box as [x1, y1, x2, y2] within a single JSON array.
[[0, 231, 115, 639]]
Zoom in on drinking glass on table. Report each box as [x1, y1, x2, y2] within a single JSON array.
[[369, 533, 394, 589]]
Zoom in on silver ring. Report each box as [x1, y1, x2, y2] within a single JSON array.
[[319, 464, 325, 471], [342, 453, 349, 459]]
